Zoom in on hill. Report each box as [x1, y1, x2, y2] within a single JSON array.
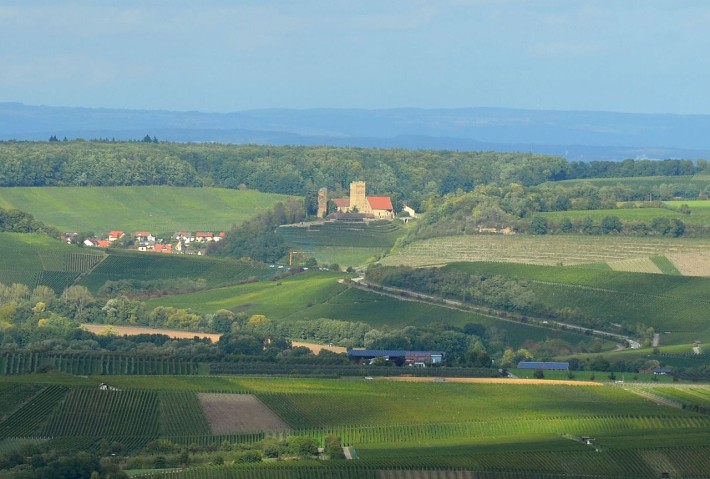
[[0, 186, 290, 234], [0, 233, 104, 292], [0, 232, 274, 294]]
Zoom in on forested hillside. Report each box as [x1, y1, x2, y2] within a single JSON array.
[[4, 141, 707, 213]]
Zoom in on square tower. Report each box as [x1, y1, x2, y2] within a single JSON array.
[[350, 181, 369, 212]]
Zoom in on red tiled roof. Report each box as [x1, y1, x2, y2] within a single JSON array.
[[196, 232, 213, 237], [367, 196, 393, 211], [135, 231, 151, 237], [333, 198, 350, 208], [97, 240, 111, 248], [108, 230, 124, 238]]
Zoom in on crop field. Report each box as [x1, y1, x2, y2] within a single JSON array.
[[649, 386, 710, 408], [382, 234, 710, 273], [2, 376, 710, 477], [0, 186, 291, 234], [279, 221, 406, 267], [0, 232, 106, 291], [79, 249, 273, 292]]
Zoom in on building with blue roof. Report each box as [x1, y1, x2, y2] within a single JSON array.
[[517, 361, 569, 371]]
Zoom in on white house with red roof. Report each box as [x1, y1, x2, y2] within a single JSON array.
[[107, 231, 125, 242], [333, 181, 394, 219]]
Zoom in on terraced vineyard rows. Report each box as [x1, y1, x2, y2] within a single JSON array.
[[0, 352, 201, 375], [41, 389, 159, 444], [383, 234, 710, 270], [80, 251, 272, 292], [0, 386, 69, 437], [158, 391, 212, 436]]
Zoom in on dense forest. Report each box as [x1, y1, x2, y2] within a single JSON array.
[[2, 141, 708, 212]]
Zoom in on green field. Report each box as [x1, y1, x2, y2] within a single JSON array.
[[279, 221, 406, 268], [540, 203, 710, 226], [0, 186, 290, 234], [2, 375, 710, 477]]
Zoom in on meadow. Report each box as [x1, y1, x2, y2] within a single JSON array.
[[1, 375, 710, 477], [0, 186, 290, 234]]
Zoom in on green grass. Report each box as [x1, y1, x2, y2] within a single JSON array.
[[650, 386, 710, 408], [650, 255, 682, 275], [0, 186, 291, 234]]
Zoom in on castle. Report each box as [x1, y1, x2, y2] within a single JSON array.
[[319, 181, 394, 220]]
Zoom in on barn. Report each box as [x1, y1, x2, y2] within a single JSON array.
[[348, 349, 445, 366]]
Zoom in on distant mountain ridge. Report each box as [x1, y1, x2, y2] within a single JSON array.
[[2, 102, 710, 161]]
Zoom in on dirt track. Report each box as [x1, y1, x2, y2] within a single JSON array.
[[375, 377, 603, 386]]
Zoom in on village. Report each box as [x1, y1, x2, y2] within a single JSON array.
[[61, 230, 227, 255]]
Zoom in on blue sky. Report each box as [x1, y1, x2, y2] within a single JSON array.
[[1, 0, 709, 114]]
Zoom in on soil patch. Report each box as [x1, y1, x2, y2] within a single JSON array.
[[82, 324, 221, 341], [197, 393, 288, 435]]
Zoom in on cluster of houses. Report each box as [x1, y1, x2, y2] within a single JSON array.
[[62, 230, 226, 254]]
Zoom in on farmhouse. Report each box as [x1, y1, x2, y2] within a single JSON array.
[[517, 361, 569, 371], [333, 181, 395, 220], [348, 349, 445, 366]]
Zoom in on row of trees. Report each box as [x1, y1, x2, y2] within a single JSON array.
[[0, 207, 60, 237]]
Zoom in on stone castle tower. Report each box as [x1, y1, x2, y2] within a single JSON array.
[[317, 187, 328, 218], [349, 181, 369, 213]]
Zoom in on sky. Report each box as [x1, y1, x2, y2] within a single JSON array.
[[1, 0, 710, 114]]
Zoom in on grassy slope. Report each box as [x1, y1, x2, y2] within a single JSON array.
[[145, 271, 609, 349], [0, 186, 290, 234], [445, 262, 710, 345]]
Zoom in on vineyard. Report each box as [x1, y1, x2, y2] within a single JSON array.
[[1, 376, 710, 477], [79, 249, 274, 292], [0, 352, 201, 376], [0, 232, 106, 292], [279, 221, 406, 267], [382, 234, 710, 271]]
